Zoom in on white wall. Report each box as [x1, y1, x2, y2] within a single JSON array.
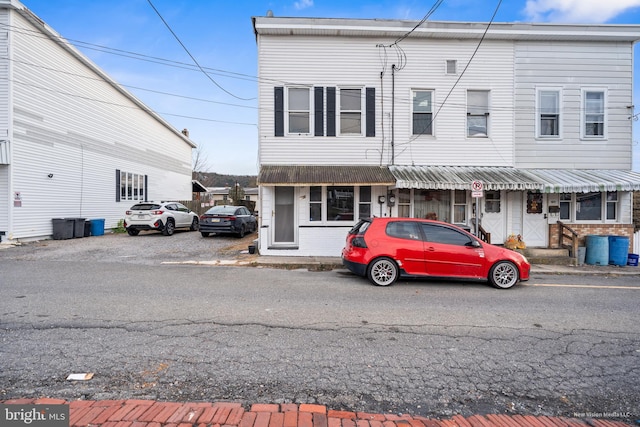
[[6, 9, 193, 240]]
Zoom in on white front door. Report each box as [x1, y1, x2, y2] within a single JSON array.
[[273, 186, 296, 246], [523, 191, 548, 247]]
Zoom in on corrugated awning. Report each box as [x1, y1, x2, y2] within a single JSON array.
[[390, 166, 541, 190], [390, 165, 640, 193], [524, 169, 640, 193], [259, 165, 396, 185]]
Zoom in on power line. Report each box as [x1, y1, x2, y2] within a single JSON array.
[[146, 0, 255, 101]]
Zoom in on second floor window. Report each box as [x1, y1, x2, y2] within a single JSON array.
[[288, 87, 310, 134], [538, 89, 560, 138], [340, 88, 362, 134], [467, 90, 489, 137], [412, 90, 433, 135], [584, 90, 605, 138]]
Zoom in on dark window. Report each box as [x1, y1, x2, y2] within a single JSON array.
[[327, 186, 354, 221], [420, 223, 473, 246], [386, 221, 421, 240], [310, 186, 322, 221]]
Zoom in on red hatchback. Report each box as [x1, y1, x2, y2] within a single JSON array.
[[342, 218, 530, 288]]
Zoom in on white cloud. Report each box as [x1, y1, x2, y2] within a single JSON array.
[[294, 0, 313, 10], [524, 0, 640, 23]]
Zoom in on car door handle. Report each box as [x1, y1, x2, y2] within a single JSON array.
[[426, 246, 435, 251]]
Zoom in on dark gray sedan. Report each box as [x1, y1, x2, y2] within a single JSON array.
[[199, 205, 257, 238]]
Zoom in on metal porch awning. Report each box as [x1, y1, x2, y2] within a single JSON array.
[[258, 165, 396, 186], [390, 166, 541, 191], [523, 169, 640, 193]]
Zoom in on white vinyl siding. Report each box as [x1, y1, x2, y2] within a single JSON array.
[[258, 36, 515, 167], [515, 41, 634, 169], [6, 9, 193, 240]]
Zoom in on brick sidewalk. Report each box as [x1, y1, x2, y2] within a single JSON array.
[[2, 399, 633, 427]]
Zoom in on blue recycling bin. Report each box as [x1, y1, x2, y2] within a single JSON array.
[[585, 235, 608, 266], [608, 236, 630, 266], [90, 218, 105, 236]]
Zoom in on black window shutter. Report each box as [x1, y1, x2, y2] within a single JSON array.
[[115, 169, 121, 202], [144, 175, 148, 201], [366, 87, 375, 137], [326, 87, 336, 137], [274, 87, 284, 137], [314, 87, 324, 136]]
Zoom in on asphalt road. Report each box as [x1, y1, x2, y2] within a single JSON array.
[[0, 232, 638, 423]]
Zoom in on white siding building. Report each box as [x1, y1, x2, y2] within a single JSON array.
[[0, 0, 195, 242], [252, 16, 640, 257]]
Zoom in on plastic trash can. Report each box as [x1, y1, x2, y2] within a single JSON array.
[[608, 236, 629, 266], [84, 220, 92, 237], [52, 218, 74, 240], [585, 235, 608, 266], [90, 218, 105, 236], [69, 218, 86, 238], [628, 254, 639, 267]]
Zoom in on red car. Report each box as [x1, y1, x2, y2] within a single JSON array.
[[342, 218, 530, 288]]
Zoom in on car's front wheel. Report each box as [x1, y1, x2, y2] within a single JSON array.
[[127, 228, 140, 236], [201, 232, 210, 237], [190, 217, 199, 231], [489, 261, 519, 289], [367, 257, 399, 286], [162, 219, 175, 236]]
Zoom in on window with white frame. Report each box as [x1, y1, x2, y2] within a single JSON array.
[[309, 186, 322, 221], [120, 171, 145, 201], [288, 87, 310, 134], [398, 189, 411, 217], [359, 186, 371, 219], [538, 89, 561, 138], [576, 192, 602, 221], [485, 190, 501, 213], [583, 90, 605, 138], [559, 193, 571, 220], [467, 90, 489, 137], [453, 190, 467, 223], [606, 191, 617, 220], [339, 88, 362, 134], [412, 90, 433, 135]]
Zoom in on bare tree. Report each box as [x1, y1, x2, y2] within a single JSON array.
[[192, 145, 212, 183]]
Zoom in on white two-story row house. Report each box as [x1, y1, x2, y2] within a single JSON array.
[[0, 0, 194, 242], [252, 16, 640, 257]]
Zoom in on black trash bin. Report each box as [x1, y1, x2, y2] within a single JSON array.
[[84, 220, 92, 237], [69, 218, 86, 238], [52, 218, 74, 240]]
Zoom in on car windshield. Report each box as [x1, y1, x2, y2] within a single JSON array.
[[205, 206, 238, 215], [130, 204, 161, 210]]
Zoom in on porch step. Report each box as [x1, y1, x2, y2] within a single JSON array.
[[518, 248, 576, 266]]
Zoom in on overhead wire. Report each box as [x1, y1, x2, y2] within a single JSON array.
[[146, 0, 255, 101]]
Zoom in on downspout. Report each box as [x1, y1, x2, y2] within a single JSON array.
[[391, 64, 396, 165]]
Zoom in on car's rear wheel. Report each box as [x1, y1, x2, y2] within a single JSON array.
[[127, 228, 140, 236], [162, 219, 175, 236], [367, 257, 399, 286], [238, 225, 246, 238], [489, 261, 519, 289], [201, 232, 210, 237], [190, 217, 199, 231]]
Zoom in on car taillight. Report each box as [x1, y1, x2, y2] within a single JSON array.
[[351, 236, 367, 248], [125, 210, 132, 215], [227, 216, 236, 221], [151, 210, 164, 215]]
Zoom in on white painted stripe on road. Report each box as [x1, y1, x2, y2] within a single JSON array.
[[523, 283, 640, 290]]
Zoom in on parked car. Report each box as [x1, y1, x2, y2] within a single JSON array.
[[199, 205, 258, 238], [342, 217, 530, 288], [124, 201, 199, 236]]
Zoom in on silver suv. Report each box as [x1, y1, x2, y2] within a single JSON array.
[[124, 202, 199, 236]]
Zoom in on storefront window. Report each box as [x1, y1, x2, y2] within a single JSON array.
[[576, 192, 602, 221], [327, 186, 354, 221], [414, 190, 450, 222]]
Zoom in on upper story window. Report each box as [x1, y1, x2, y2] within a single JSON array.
[[583, 89, 605, 138], [445, 60, 457, 75], [288, 87, 310, 134], [412, 90, 433, 136], [467, 90, 489, 137], [119, 170, 145, 202], [537, 89, 561, 138], [339, 88, 362, 134]]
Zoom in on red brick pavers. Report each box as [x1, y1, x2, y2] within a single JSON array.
[[1, 399, 633, 427]]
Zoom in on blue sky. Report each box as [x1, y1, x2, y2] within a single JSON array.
[[19, 0, 640, 175]]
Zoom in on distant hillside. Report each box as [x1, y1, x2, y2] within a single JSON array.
[[193, 172, 257, 188]]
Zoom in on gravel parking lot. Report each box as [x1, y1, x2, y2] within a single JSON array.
[[0, 229, 258, 265]]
